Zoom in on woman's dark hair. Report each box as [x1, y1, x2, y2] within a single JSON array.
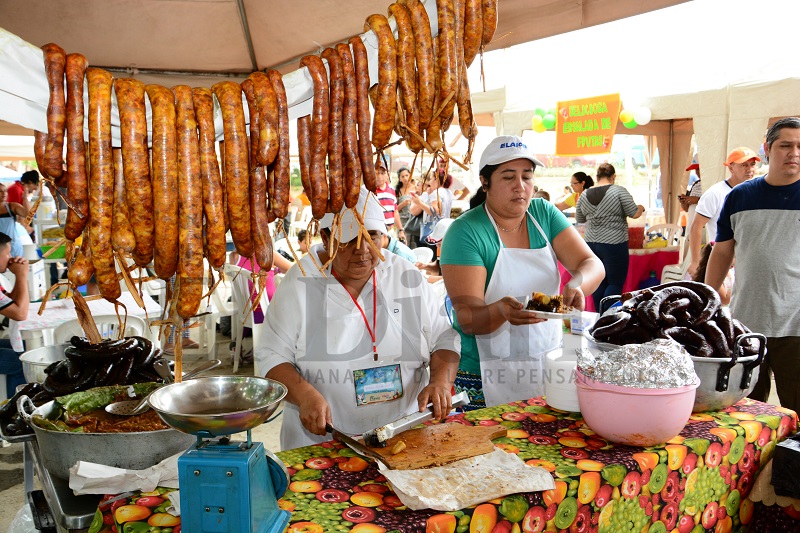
[[469, 163, 501, 209], [692, 243, 714, 284], [572, 171, 594, 189], [0, 231, 11, 246], [394, 167, 410, 196], [21, 170, 40, 185], [596, 163, 615, 180]]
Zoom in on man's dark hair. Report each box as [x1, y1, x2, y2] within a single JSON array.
[[297, 229, 308, 243], [765, 117, 800, 149], [0, 232, 11, 246], [21, 170, 40, 185]]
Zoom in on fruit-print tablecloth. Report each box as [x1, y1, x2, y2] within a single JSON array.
[[87, 397, 797, 533]]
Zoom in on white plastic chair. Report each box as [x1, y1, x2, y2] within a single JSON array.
[[53, 315, 148, 344], [412, 247, 434, 263], [223, 263, 267, 375], [290, 206, 312, 237], [646, 223, 683, 247]]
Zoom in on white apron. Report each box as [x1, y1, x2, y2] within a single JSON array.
[[475, 206, 562, 407], [280, 275, 428, 450]]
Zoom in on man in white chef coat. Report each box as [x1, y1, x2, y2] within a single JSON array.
[[256, 187, 460, 450]]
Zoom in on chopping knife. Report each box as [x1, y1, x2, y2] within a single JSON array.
[[325, 423, 389, 465], [362, 391, 470, 447]]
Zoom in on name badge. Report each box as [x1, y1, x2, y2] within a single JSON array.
[[353, 364, 403, 406]]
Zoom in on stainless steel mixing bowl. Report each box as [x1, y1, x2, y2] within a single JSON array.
[[147, 376, 287, 436]]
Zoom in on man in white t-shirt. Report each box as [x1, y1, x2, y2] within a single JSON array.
[[687, 147, 760, 277]]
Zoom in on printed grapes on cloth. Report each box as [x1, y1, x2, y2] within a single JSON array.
[[87, 397, 797, 533]]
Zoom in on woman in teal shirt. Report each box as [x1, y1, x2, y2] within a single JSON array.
[[440, 136, 604, 410]]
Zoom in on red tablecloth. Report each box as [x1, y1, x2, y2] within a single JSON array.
[[560, 248, 680, 312], [90, 398, 798, 533]]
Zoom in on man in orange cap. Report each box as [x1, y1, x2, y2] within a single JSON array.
[[687, 147, 760, 277], [706, 118, 800, 413]]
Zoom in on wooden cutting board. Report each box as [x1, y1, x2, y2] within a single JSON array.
[[361, 422, 507, 470]]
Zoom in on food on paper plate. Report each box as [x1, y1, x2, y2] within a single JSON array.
[[526, 292, 569, 314]]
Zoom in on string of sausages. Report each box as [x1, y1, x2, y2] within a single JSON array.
[[589, 281, 761, 359], [30, 0, 499, 349]]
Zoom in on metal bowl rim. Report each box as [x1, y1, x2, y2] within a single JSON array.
[[147, 376, 287, 418]]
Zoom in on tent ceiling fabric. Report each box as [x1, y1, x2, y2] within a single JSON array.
[[1, 0, 687, 79]]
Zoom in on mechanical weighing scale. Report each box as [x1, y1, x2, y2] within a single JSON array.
[[148, 376, 291, 533]]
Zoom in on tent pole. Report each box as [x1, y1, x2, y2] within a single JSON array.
[[236, 0, 260, 72]]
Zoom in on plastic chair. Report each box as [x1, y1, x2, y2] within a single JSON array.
[[53, 315, 148, 344], [412, 247, 434, 263], [223, 263, 267, 375], [646, 223, 683, 247], [290, 206, 312, 237]]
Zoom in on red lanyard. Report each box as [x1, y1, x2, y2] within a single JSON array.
[[332, 269, 378, 361]]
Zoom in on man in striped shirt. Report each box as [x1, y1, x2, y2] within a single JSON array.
[[706, 118, 800, 413], [374, 154, 405, 241]]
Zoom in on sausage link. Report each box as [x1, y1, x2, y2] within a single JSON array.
[[266, 70, 291, 219], [172, 85, 204, 319], [241, 78, 260, 169], [482, 0, 498, 46], [243, 77, 276, 224], [115, 78, 155, 266], [33, 131, 47, 173], [145, 84, 180, 280], [463, 0, 483, 66], [335, 43, 363, 209], [41, 43, 67, 179], [364, 14, 398, 150], [299, 55, 330, 219], [86, 67, 120, 301], [241, 78, 272, 268], [110, 148, 135, 254], [212, 81, 253, 258], [297, 115, 313, 205], [249, 71, 280, 168], [68, 231, 94, 287], [64, 53, 89, 241], [219, 140, 230, 233], [322, 47, 345, 213], [389, 3, 422, 153], [713, 306, 736, 351], [251, 163, 274, 270], [435, 0, 458, 131], [349, 36, 377, 192], [192, 88, 227, 269], [399, 0, 435, 132], [701, 321, 729, 358], [456, 60, 477, 140]]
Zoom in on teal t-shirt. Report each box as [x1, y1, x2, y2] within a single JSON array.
[[439, 199, 572, 374]]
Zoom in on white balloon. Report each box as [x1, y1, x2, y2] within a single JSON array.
[[634, 107, 652, 126]]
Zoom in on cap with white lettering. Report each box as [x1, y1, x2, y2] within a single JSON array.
[[479, 135, 546, 171]]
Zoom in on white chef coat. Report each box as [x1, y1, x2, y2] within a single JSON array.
[[255, 245, 460, 450]]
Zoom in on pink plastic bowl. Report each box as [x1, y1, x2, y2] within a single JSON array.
[[575, 369, 699, 447]]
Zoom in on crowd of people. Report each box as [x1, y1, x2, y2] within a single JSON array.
[[3, 120, 798, 446]]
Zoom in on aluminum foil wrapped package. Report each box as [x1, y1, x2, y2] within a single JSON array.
[[577, 339, 698, 388]]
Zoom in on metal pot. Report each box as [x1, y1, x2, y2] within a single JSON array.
[[17, 396, 195, 480], [19, 344, 69, 383], [692, 332, 766, 412]]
